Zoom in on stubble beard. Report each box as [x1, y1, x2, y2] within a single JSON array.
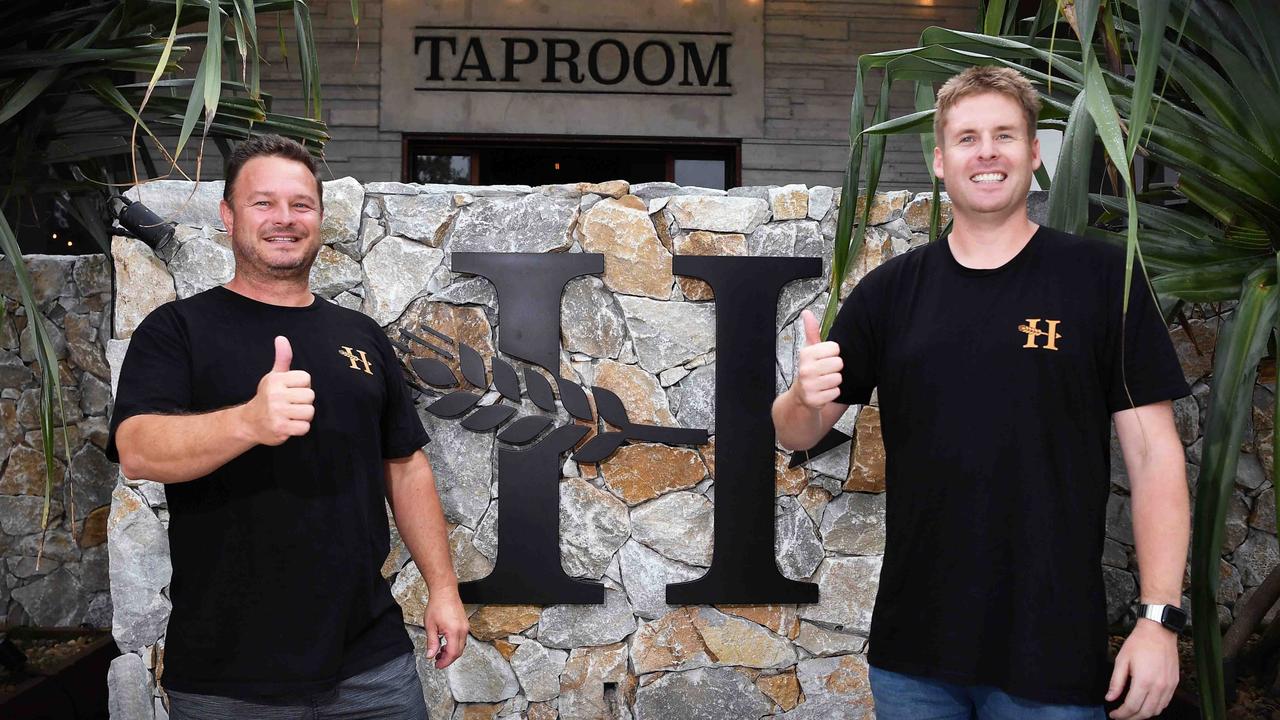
[[231, 231, 320, 283]]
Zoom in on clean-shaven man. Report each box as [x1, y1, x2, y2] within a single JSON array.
[[773, 67, 1189, 720]]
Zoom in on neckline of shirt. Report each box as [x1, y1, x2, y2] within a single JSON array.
[[939, 226, 1045, 277], [213, 285, 323, 312]]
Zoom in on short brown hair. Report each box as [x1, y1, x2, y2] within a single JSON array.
[[934, 66, 1041, 144], [223, 134, 323, 208]]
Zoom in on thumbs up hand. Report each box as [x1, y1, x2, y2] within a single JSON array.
[[792, 310, 843, 410], [245, 336, 314, 446]]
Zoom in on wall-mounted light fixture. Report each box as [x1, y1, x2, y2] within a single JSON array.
[[112, 196, 176, 251]]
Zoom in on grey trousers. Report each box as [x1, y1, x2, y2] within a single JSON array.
[[166, 652, 427, 720]]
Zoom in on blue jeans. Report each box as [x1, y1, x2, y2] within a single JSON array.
[[166, 652, 427, 720], [870, 665, 1106, 720]]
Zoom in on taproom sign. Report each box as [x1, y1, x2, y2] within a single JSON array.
[[412, 28, 734, 95], [381, 1, 764, 137]]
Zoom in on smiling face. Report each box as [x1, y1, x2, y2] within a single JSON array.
[[933, 91, 1041, 223], [220, 155, 323, 282]]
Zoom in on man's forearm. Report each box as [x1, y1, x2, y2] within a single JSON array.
[[1117, 403, 1190, 606], [115, 343, 313, 484], [386, 452, 459, 596], [1131, 454, 1190, 605], [772, 387, 847, 451], [116, 407, 257, 484]]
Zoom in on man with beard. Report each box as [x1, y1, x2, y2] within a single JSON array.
[[109, 134, 465, 719], [773, 67, 1189, 720]]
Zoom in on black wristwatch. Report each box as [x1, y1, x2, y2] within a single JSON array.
[[1138, 603, 1187, 633]]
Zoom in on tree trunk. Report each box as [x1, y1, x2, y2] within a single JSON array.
[[1225, 562, 1280, 661]]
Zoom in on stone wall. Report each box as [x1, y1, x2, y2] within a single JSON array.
[[0, 255, 114, 630], [77, 178, 1270, 719]]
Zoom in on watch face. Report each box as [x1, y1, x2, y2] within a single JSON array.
[[1162, 606, 1188, 632]]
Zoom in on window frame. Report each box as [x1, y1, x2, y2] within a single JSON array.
[[402, 133, 741, 188]]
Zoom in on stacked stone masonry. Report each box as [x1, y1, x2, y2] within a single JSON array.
[[0, 254, 115, 631], [0, 179, 1256, 718]]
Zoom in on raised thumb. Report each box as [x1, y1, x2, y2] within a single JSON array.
[[272, 336, 292, 372], [801, 310, 822, 346]]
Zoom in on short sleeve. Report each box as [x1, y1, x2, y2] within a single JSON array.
[[376, 330, 430, 458], [105, 304, 194, 463], [825, 281, 881, 406], [1105, 263, 1190, 412]]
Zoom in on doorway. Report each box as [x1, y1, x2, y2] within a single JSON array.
[[404, 135, 740, 190]]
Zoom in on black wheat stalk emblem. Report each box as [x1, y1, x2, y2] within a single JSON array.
[[394, 325, 708, 461]]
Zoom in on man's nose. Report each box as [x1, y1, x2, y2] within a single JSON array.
[[978, 135, 999, 158], [268, 204, 297, 225]]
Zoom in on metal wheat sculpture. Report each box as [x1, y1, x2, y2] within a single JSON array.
[[395, 324, 707, 462]]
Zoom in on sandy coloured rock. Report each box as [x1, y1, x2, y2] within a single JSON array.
[[757, 669, 802, 711], [715, 605, 800, 639], [845, 406, 885, 492], [112, 236, 176, 339], [560, 641, 631, 719], [593, 359, 676, 426], [770, 184, 809, 221], [579, 197, 673, 299], [630, 607, 713, 674], [672, 231, 745, 300], [601, 444, 706, 505], [854, 190, 911, 225], [690, 607, 796, 668]]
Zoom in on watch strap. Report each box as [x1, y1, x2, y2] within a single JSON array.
[[1138, 603, 1185, 632], [1139, 604, 1166, 623]]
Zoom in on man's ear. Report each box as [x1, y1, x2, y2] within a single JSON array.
[[1030, 135, 1042, 173], [219, 199, 234, 235], [932, 143, 945, 181]]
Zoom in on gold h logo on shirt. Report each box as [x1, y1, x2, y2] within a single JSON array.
[[1018, 319, 1062, 351], [339, 346, 373, 375]]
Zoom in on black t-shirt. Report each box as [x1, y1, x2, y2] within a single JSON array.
[[827, 226, 1189, 705], [106, 286, 429, 697]]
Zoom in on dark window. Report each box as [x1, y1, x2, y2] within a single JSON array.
[[412, 154, 473, 184], [405, 135, 739, 189]]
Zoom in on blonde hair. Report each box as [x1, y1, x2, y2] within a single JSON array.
[[934, 66, 1041, 143]]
